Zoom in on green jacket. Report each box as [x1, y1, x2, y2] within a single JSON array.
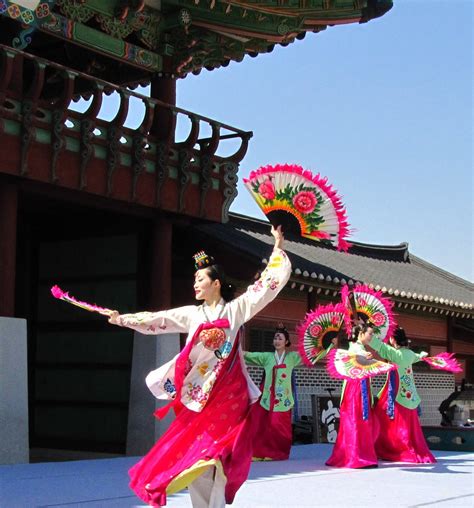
[[369, 336, 426, 409], [244, 351, 301, 412]]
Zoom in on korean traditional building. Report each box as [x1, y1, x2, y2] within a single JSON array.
[[2, 0, 470, 465]]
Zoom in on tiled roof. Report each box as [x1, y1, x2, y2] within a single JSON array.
[[197, 213, 474, 318]]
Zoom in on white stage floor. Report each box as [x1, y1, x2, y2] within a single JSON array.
[[1, 444, 472, 507]]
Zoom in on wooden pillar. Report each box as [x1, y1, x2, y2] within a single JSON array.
[[0, 183, 18, 317], [447, 316, 454, 353], [150, 76, 177, 141], [126, 217, 177, 455], [149, 218, 172, 309]]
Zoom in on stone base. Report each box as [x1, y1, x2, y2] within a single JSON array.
[[0, 317, 28, 464]]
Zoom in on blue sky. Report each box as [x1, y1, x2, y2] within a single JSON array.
[[174, 0, 472, 281], [81, 1, 472, 281]]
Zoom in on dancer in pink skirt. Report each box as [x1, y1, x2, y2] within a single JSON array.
[[108, 226, 291, 507]]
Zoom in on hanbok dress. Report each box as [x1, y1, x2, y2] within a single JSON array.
[[116, 248, 291, 506], [368, 337, 436, 463], [244, 351, 301, 460], [325, 341, 378, 468]]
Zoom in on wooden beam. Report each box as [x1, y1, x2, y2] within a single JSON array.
[[0, 181, 18, 316]]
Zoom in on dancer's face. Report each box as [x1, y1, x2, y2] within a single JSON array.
[[359, 327, 374, 342], [273, 332, 287, 351], [194, 269, 221, 302]]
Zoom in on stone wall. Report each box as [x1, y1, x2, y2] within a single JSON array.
[[246, 365, 455, 427]]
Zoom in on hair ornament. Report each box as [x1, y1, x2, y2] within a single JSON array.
[[193, 250, 215, 270]]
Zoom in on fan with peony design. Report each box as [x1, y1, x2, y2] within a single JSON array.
[[341, 284, 396, 343], [243, 164, 351, 251], [297, 303, 347, 366]]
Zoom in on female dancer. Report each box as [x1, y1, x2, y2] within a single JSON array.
[[108, 225, 290, 507], [325, 322, 378, 468], [360, 326, 436, 463], [244, 324, 301, 460]]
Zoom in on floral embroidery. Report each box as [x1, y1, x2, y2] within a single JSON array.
[[184, 358, 193, 376], [163, 378, 176, 398], [187, 383, 209, 405], [197, 362, 209, 376], [212, 360, 225, 376]]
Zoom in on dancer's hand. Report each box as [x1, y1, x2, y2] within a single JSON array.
[[108, 310, 120, 325], [271, 225, 284, 250]]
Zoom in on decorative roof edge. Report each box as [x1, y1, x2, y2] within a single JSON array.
[[259, 262, 474, 318]]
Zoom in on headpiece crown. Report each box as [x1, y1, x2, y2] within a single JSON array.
[[193, 250, 215, 270]]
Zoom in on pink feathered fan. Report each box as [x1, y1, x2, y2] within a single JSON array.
[[244, 164, 350, 251], [297, 303, 347, 366], [51, 285, 113, 316], [341, 284, 396, 343]]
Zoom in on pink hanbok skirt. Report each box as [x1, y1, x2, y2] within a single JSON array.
[[129, 349, 254, 506], [250, 402, 292, 461], [374, 378, 436, 463], [326, 379, 378, 468]]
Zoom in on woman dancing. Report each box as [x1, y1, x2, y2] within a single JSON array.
[[244, 324, 301, 461], [108, 225, 291, 507], [360, 326, 436, 463], [325, 322, 378, 468]]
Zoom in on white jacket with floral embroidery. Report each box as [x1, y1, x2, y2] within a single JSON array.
[[117, 248, 291, 413]]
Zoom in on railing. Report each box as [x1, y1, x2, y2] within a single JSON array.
[[0, 43, 253, 221]]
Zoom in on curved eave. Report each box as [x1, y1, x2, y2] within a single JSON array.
[[192, 20, 298, 43], [282, 268, 474, 318], [224, 0, 392, 21]]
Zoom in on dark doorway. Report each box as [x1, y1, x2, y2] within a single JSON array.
[[16, 195, 141, 459]]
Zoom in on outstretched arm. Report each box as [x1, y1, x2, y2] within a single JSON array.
[[108, 305, 196, 335], [229, 226, 291, 325]]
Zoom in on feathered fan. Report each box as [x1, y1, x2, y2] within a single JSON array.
[[297, 303, 347, 366], [51, 285, 113, 316], [243, 164, 350, 251], [341, 284, 396, 342], [326, 348, 395, 380], [422, 353, 463, 373]]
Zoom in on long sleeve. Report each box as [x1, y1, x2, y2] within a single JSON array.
[[117, 305, 197, 335], [369, 337, 426, 366], [370, 337, 426, 409], [292, 352, 303, 368], [229, 248, 291, 326], [369, 337, 404, 365], [244, 351, 268, 367]]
